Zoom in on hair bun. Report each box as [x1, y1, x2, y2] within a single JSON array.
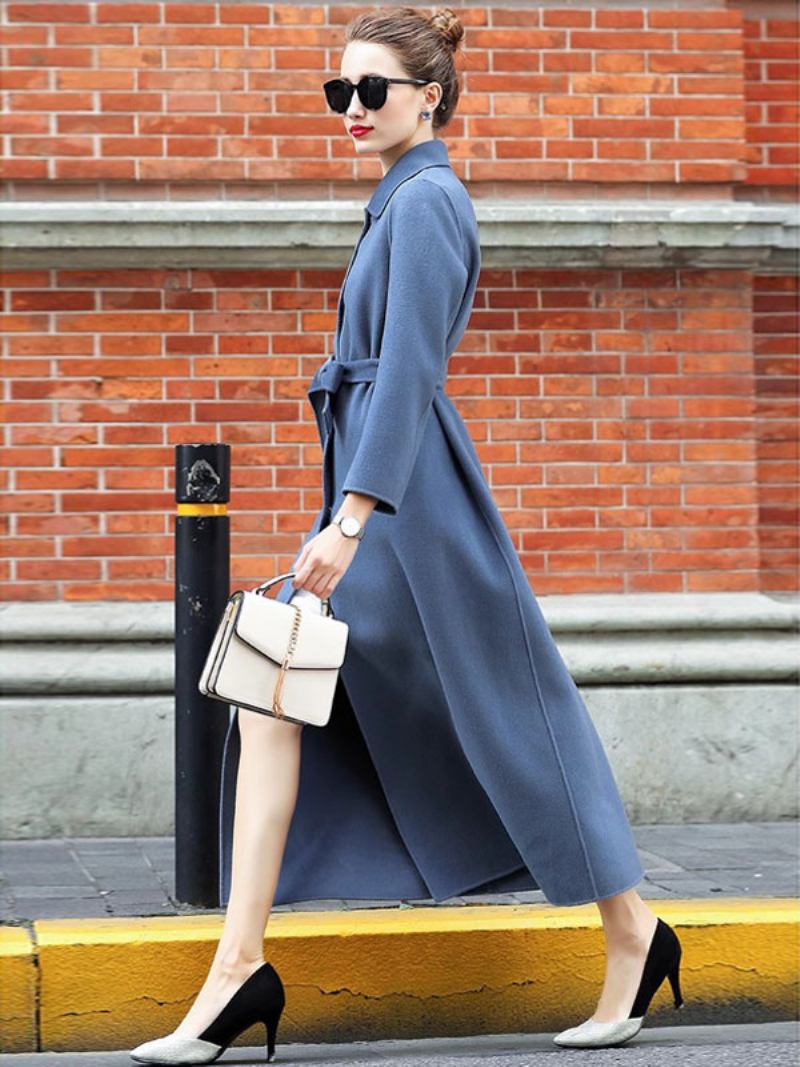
[[430, 7, 464, 52]]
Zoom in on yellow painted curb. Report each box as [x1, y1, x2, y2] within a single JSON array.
[[0, 925, 37, 1053], [5, 897, 799, 1054]]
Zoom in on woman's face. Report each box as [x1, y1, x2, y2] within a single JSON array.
[[338, 41, 442, 173]]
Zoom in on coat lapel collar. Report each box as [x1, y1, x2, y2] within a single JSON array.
[[366, 139, 451, 219]]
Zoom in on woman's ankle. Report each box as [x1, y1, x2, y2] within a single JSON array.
[[598, 897, 657, 950], [618, 911, 657, 947], [213, 949, 265, 979]]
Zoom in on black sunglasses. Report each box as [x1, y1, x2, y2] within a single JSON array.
[[323, 75, 429, 114]]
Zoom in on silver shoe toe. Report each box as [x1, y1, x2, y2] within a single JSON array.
[[553, 1015, 644, 1048], [130, 1032, 223, 1065]]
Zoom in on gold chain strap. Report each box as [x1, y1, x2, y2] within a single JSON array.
[[271, 602, 302, 718]]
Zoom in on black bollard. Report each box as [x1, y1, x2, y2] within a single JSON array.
[[174, 443, 231, 907]]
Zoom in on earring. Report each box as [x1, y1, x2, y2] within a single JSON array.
[[421, 110, 431, 120]]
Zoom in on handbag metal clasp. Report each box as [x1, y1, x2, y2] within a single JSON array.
[[271, 602, 302, 718]]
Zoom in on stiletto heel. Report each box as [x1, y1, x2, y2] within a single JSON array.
[[667, 946, 684, 1009], [130, 960, 285, 1065], [266, 1012, 279, 1062], [263, 994, 285, 1062], [553, 916, 685, 1049]]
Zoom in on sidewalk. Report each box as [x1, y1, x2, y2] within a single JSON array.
[[2, 821, 798, 921], [1, 821, 797, 1057]]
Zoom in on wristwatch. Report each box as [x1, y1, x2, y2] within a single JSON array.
[[333, 513, 366, 540]]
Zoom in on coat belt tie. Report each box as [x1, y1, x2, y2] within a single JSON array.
[[307, 356, 381, 524]]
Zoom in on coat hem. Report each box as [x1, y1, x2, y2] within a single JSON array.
[[272, 858, 535, 907], [542, 863, 646, 908], [426, 859, 539, 904]]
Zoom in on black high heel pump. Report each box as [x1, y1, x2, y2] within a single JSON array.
[[130, 960, 285, 1064], [553, 916, 684, 1048]]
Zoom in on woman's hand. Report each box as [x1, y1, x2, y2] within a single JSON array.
[[291, 522, 360, 599]]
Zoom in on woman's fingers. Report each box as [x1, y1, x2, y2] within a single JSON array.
[[312, 571, 337, 599], [294, 551, 333, 592], [291, 525, 358, 593], [296, 567, 335, 598]]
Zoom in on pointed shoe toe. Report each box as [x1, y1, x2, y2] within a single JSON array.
[[130, 959, 285, 1064], [553, 1016, 644, 1048], [553, 915, 685, 1050], [129, 1032, 223, 1064]]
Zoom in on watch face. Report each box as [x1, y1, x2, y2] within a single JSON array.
[[340, 515, 360, 537]]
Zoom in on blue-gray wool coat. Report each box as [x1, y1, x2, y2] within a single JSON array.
[[219, 138, 645, 907]]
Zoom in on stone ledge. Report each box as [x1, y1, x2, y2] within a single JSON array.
[[1, 592, 796, 640], [1, 199, 796, 270], [1, 593, 797, 690]]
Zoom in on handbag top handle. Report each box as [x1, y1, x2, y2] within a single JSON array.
[[253, 571, 333, 617]]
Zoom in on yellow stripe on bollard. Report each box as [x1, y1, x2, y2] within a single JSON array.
[[176, 503, 228, 516]]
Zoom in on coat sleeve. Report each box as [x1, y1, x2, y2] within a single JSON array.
[[340, 180, 469, 516]]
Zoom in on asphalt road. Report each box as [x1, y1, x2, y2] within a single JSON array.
[[1, 1022, 797, 1066]]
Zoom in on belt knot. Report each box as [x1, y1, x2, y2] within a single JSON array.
[[306, 356, 381, 525], [308, 356, 381, 401], [311, 358, 345, 395]]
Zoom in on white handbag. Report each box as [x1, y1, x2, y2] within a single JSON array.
[[198, 571, 349, 727]]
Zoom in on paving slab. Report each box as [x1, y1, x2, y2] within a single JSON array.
[[1, 821, 797, 922]]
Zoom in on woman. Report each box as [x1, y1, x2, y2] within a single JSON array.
[[131, 7, 684, 1064]]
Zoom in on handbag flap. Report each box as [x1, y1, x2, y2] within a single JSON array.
[[233, 589, 348, 670]]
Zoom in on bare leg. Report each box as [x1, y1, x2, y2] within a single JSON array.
[[172, 710, 304, 1039], [589, 888, 659, 1022]]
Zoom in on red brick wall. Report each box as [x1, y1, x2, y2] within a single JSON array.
[[1, 2, 772, 191], [753, 273, 800, 592], [4, 264, 790, 600], [743, 7, 799, 187], [3, 0, 795, 192], [1, 3, 797, 600]]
